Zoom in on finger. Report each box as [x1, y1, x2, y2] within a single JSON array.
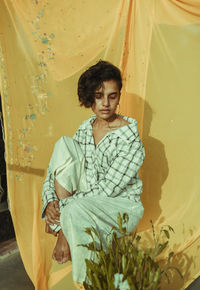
[[46, 211, 60, 222], [46, 216, 57, 225], [54, 203, 60, 212], [45, 224, 57, 236], [47, 214, 60, 223], [45, 223, 51, 233], [48, 208, 60, 219], [53, 200, 59, 207], [54, 220, 60, 225], [46, 217, 60, 226], [54, 212, 60, 219]]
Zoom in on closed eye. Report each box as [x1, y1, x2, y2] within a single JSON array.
[[95, 93, 103, 99], [109, 93, 117, 99]]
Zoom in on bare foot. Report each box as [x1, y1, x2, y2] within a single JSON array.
[[52, 230, 71, 264]]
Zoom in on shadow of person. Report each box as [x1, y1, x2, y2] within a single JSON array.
[[120, 92, 169, 232], [140, 118, 169, 230]]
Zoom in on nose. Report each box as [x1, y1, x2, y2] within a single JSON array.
[[102, 96, 109, 107]]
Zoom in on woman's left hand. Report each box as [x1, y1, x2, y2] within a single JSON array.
[[45, 200, 60, 225], [45, 222, 58, 236]]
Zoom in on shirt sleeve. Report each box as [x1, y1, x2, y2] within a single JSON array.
[[42, 167, 62, 232], [59, 135, 145, 210], [72, 129, 80, 142], [42, 167, 58, 218]]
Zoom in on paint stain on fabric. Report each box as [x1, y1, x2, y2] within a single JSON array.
[[41, 37, 49, 44], [30, 113, 36, 120]]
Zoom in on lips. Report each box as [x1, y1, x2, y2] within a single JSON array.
[[100, 110, 110, 113]]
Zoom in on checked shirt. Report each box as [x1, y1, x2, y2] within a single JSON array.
[[42, 115, 145, 231]]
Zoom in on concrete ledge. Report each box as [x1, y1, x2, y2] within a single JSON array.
[[0, 238, 19, 260]]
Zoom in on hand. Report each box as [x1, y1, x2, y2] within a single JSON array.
[[45, 221, 58, 237], [45, 200, 60, 225]]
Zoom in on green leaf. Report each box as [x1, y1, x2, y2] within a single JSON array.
[[122, 255, 126, 271], [123, 257, 131, 277], [127, 276, 137, 290], [117, 212, 123, 233], [93, 273, 102, 290], [85, 259, 95, 271], [123, 212, 129, 224], [153, 268, 161, 284], [135, 235, 141, 248], [91, 226, 100, 239], [108, 261, 114, 280], [77, 242, 95, 251], [150, 220, 156, 244], [168, 225, 175, 233], [149, 270, 154, 283], [131, 230, 137, 243], [91, 227, 103, 250], [153, 241, 169, 258], [163, 229, 170, 239], [84, 227, 92, 235]]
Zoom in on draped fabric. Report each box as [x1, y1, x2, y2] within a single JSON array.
[[0, 0, 200, 289]]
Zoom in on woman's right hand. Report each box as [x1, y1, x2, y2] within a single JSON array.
[[45, 200, 60, 225]]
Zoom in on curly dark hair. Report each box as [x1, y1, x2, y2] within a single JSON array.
[[78, 60, 122, 108]]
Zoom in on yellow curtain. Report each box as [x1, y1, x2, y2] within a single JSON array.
[[0, 0, 200, 289]]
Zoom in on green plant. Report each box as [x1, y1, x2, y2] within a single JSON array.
[[79, 213, 183, 290]]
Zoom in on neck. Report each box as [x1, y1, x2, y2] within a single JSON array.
[[94, 114, 118, 127]]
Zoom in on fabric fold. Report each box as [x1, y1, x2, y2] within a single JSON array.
[[49, 136, 88, 194]]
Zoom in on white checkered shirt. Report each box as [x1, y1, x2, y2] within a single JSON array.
[[42, 115, 145, 232]]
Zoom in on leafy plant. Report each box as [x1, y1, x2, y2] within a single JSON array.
[[79, 213, 183, 290]]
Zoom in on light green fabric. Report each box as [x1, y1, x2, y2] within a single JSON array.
[[49, 136, 88, 193], [60, 195, 144, 284], [48, 135, 144, 283]]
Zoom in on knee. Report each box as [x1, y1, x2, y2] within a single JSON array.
[[60, 199, 80, 227], [126, 205, 144, 233], [60, 198, 90, 230]]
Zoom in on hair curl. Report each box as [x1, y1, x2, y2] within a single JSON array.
[[78, 60, 122, 108]]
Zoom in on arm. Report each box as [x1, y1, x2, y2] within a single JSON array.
[[42, 167, 62, 233], [59, 135, 145, 210], [42, 167, 58, 218]]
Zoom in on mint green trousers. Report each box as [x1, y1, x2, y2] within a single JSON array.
[[49, 136, 144, 283]]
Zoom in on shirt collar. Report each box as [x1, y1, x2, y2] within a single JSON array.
[[83, 114, 138, 143]]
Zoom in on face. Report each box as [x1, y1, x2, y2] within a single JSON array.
[[91, 80, 120, 121]]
